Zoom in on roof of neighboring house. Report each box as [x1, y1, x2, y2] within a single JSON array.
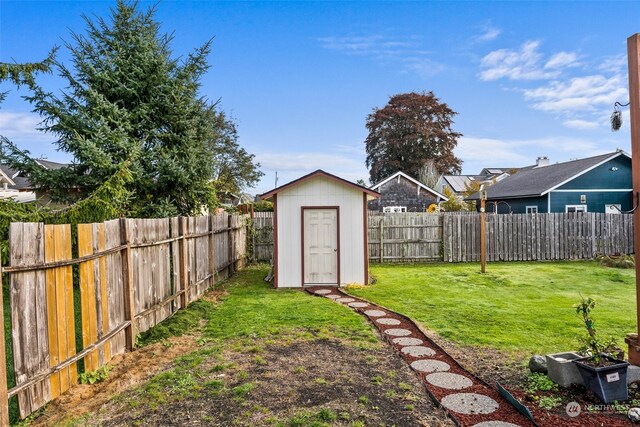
[[479, 167, 519, 176], [0, 164, 33, 190], [259, 169, 380, 200], [0, 159, 72, 191], [370, 171, 448, 201], [439, 175, 487, 193], [467, 151, 630, 200], [35, 159, 69, 170]]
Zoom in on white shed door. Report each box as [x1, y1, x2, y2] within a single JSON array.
[[303, 209, 338, 285]]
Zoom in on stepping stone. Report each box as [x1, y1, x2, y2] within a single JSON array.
[[326, 294, 341, 299], [410, 359, 450, 373], [440, 393, 499, 415], [314, 289, 331, 295], [364, 309, 386, 317], [348, 302, 368, 308], [425, 372, 473, 390], [383, 328, 412, 337], [392, 337, 423, 346], [401, 346, 436, 357], [336, 297, 355, 303], [375, 318, 401, 326], [472, 422, 522, 427]]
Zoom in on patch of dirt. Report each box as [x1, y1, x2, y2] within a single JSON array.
[[91, 338, 454, 426], [31, 334, 203, 427], [31, 289, 229, 427]]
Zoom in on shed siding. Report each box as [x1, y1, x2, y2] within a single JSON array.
[[276, 176, 365, 287]]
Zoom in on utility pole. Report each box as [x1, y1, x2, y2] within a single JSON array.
[[625, 33, 640, 365]]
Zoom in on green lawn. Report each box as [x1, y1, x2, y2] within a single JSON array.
[[348, 261, 637, 355], [141, 264, 378, 346]]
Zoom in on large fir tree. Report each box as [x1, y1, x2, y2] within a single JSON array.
[[3, 0, 261, 216]]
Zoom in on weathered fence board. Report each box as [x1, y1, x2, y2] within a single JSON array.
[[2, 213, 249, 422]]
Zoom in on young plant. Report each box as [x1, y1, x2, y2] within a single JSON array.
[[574, 296, 619, 364], [79, 364, 112, 385]]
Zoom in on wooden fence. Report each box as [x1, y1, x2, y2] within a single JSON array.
[[250, 212, 634, 263], [0, 214, 248, 423], [443, 212, 634, 262]]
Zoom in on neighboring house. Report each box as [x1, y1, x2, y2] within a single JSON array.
[[0, 159, 70, 204], [436, 174, 489, 197], [368, 171, 448, 212], [466, 151, 632, 214], [436, 169, 512, 198], [0, 164, 36, 203]]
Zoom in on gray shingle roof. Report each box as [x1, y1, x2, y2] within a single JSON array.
[[468, 151, 627, 200]]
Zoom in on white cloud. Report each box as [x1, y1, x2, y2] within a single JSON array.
[[479, 40, 562, 81], [456, 135, 607, 175], [317, 34, 445, 78], [545, 52, 580, 69], [0, 111, 53, 143], [563, 119, 599, 130], [476, 27, 501, 43], [523, 74, 627, 113], [599, 54, 627, 73]]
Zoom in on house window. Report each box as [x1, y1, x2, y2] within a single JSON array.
[[383, 206, 406, 213], [526, 206, 538, 214], [565, 205, 587, 213], [605, 204, 622, 214]]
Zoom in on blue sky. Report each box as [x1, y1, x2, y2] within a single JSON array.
[[1, 1, 639, 194]]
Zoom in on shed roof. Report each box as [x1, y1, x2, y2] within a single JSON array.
[[260, 169, 380, 200], [467, 150, 630, 200]]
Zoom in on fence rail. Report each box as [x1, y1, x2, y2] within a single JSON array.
[[251, 212, 634, 263], [0, 213, 248, 423]]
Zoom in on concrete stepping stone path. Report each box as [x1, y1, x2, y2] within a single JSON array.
[[410, 359, 451, 373], [383, 328, 412, 337], [400, 345, 435, 357], [393, 337, 423, 346], [425, 372, 473, 390], [306, 286, 532, 427], [363, 309, 386, 317], [375, 318, 401, 326]]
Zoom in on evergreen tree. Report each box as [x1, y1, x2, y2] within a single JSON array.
[[3, 0, 262, 216]]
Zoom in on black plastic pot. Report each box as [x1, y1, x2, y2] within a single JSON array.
[[574, 355, 629, 403]]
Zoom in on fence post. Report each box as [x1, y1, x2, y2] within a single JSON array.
[[228, 215, 235, 275], [208, 215, 216, 289], [119, 218, 136, 351], [179, 217, 188, 309], [379, 219, 384, 263], [0, 265, 9, 426]]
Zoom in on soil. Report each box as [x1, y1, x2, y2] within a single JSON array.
[[31, 334, 203, 426], [89, 338, 454, 426]]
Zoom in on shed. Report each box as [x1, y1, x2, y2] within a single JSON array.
[[260, 170, 380, 288]]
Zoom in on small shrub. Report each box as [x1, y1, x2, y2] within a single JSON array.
[[79, 365, 112, 385], [538, 396, 563, 410], [317, 408, 337, 422], [358, 395, 369, 404], [526, 373, 557, 396]]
